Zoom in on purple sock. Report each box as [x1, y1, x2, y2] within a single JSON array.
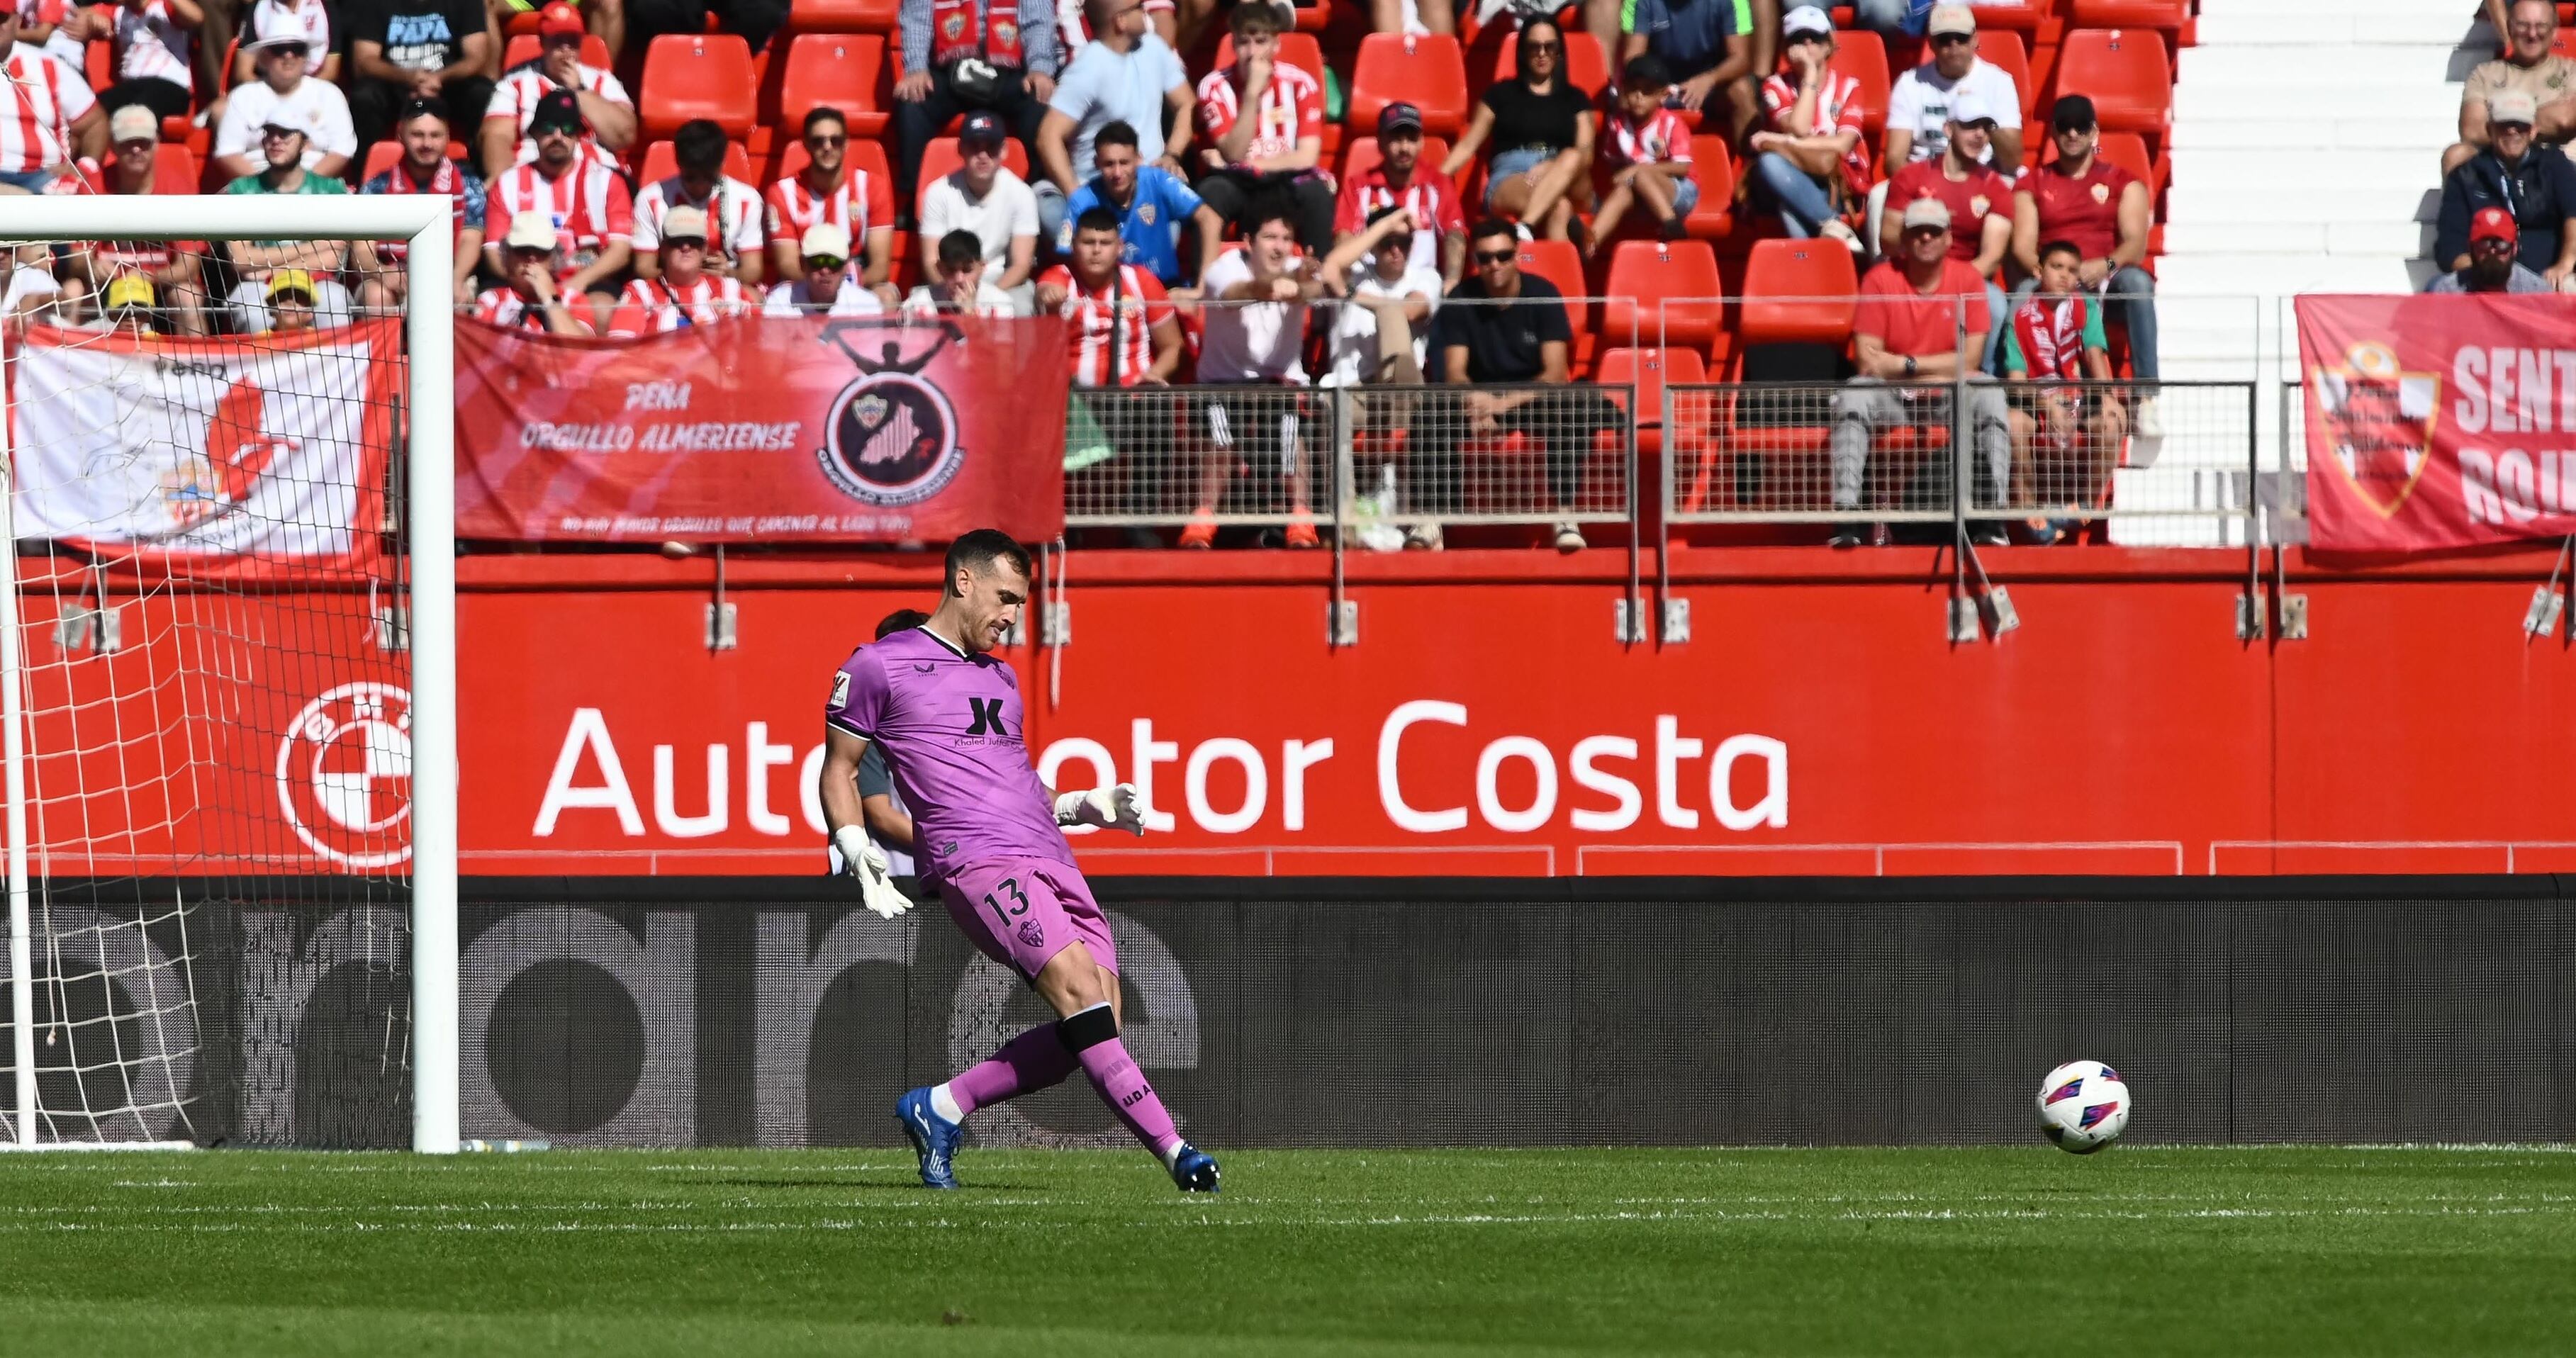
[[944, 1023, 1078, 1118], [1071, 1027, 1182, 1160]]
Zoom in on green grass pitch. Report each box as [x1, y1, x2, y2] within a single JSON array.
[[2, 1145, 2570, 1354]]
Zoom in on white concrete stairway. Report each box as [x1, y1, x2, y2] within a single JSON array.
[[2110, 0, 2482, 545]]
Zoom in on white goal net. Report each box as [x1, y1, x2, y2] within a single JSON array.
[[0, 196, 457, 1150]]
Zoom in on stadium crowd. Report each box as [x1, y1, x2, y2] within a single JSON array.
[[0, 0, 2200, 546]]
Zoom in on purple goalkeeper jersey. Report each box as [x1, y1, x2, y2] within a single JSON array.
[[824, 625, 1070, 885]]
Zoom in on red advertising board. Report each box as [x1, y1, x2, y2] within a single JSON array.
[[454, 315, 1067, 544], [26, 549, 2576, 879], [2299, 294, 2576, 552]]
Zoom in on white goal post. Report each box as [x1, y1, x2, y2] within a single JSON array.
[[0, 194, 459, 1153]]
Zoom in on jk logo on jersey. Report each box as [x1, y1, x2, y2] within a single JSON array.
[[964, 696, 1007, 736]]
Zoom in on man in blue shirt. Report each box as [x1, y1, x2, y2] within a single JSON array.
[[1619, 0, 1755, 138], [1055, 120, 1221, 286], [1036, 0, 1194, 245]]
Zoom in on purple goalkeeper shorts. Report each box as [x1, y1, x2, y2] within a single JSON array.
[[937, 857, 1119, 982]]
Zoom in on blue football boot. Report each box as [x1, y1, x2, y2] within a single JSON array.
[[894, 1087, 963, 1189], [1169, 1143, 1221, 1193]]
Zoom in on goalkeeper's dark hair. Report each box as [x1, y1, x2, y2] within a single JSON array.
[[945, 531, 1032, 593], [673, 118, 727, 174], [875, 608, 931, 639]]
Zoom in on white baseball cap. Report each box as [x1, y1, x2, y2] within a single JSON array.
[[800, 223, 852, 259], [1947, 89, 1997, 127], [504, 214, 559, 252], [1781, 5, 1832, 38]]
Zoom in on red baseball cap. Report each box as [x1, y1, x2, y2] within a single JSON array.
[[538, 1, 585, 38], [2470, 205, 2519, 247]]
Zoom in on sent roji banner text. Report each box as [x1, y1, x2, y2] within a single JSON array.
[[2297, 294, 2576, 551], [7, 320, 398, 574], [455, 315, 1069, 544]]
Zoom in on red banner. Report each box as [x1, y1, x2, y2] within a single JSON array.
[[2298, 294, 2576, 552], [454, 315, 1068, 544]]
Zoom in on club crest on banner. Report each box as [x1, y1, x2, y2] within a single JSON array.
[[276, 682, 414, 868], [2311, 340, 2440, 518], [162, 374, 298, 532], [816, 318, 968, 507]]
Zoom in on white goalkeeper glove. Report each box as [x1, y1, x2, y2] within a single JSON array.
[[833, 824, 912, 920], [1055, 782, 1149, 836]]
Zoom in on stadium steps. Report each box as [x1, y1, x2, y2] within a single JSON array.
[[2115, 0, 2481, 545]]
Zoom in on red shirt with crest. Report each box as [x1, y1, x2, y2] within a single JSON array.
[[2015, 157, 2139, 263]]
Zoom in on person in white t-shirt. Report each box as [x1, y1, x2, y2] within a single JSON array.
[[917, 111, 1038, 313], [1883, 4, 2023, 170], [233, 0, 339, 84], [17, 0, 91, 72], [1182, 208, 1318, 549], [900, 228, 1019, 318], [84, 0, 201, 124], [213, 35, 357, 181], [765, 223, 885, 316], [1319, 202, 1443, 549]]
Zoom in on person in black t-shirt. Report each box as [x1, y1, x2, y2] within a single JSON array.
[[1442, 15, 1597, 242], [1417, 219, 1625, 552], [345, 0, 495, 152]]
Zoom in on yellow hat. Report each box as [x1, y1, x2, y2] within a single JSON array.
[[267, 268, 318, 301], [104, 274, 156, 310]]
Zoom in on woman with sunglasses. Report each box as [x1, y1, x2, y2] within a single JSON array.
[[1443, 15, 1596, 243], [1749, 5, 1866, 247]]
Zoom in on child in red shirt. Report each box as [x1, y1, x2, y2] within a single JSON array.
[[1589, 55, 1699, 253]]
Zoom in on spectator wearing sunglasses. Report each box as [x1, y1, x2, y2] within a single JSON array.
[[1883, 4, 2022, 172], [232, 0, 340, 85], [1443, 14, 1596, 242], [766, 107, 900, 306], [765, 223, 887, 315], [480, 1, 634, 178], [212, 33, 355, 182]]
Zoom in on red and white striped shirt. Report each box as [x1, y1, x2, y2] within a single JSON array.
[[764, 168, 895, 248], [0, 48, 96, 174], [1040, 262, 1169, 388], [473, 285, 598, 332], [1762, 69, 1870, 198], [113, 0, 194, 91], [632, 174, 764, 266], [607, 274, 748, 335], [1333, 162, 1465, 277], [486, 157, 634, 269], [1194, 62, 1323, 165], [486, 60, 632, 167], [1607, 106, 1692, 167]]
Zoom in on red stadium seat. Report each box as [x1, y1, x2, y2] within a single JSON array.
[[1825, 30, 1891, 138], [1600, 240, 1720, 352], [1596, 347, 1706, 457], [768, 33, 890, 140], [915, 135, 1031, 206], [149, 140, 201, 188], [633, 138, 757, 186], [1976, 29, 2036, 120], [503, 33, 612, 68], [1348, 34, 1469, 138], [1514, 237, 1591, 373], [1683, 135, 1735, 240], [359, 139, 471, 182], [2070, 0, 2188, 30], [1489, 29, 1611, 99], [639, 33, 758, 140], [1737, 238, 1857, 355], [1213, 31, 1328, 86], [1964, 0, 2043, 30], [783, 0, 899, 33], [2053, 29, 2173, 134]]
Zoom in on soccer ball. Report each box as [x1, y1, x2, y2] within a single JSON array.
[[2034, 1060, 2131, 1154]]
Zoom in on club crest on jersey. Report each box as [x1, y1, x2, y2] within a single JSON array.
[[2090, 182, 2110, 203], [1969, 194, 1990, 218], [830, 670, 851, 708], [1017, 919, 1045, 950], [1137, 202, 1156, 226], [2312, 340, 2438, 518], [815, 319, 967, 507], [276, 682, 413, 868]]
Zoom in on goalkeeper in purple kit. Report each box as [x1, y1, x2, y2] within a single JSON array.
[[815, 529, 1221, 1193]]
